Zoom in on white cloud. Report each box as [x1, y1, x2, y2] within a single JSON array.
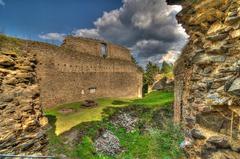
[[0, 0, 5, 6], [74, 0, 189, 67], [159, 50, 180, 64], [132, 13, 152, 29], [39, 33, 66, 41], [73, 29, 101, 40]]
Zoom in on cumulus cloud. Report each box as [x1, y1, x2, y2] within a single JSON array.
[[0, 0, 5, 6], [39, 33, 66, 41], [73, 0, 188, 67], [35, 0, 188, 66], [73, 29, 101, 40], [131, 40, 171, 58]]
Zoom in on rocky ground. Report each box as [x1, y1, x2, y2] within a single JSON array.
[[111, 112, 138, 132], [94, 130, 121, 155]]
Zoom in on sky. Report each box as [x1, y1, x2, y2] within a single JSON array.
[[0, 0, 188, 67]]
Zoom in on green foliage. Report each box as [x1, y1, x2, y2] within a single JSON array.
[[131, 55, 144, 72], [161, 61, 173, 74], [144, 62, 160, 86], [131, 55, 137, 65], [142, 82, 149, 95]]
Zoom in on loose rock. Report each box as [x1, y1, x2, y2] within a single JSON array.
[[94, 131, 121, 155]]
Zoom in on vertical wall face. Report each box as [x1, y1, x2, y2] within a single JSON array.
[[36, 37, 142, 108], [174, 0, 240, 158], [62, 37, 101, 57], [62, 36, 132, 61], [0, 38, 48, 154], [107, 44, 132, 61]]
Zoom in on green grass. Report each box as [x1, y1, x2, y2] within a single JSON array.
[[44, 98, 131, 135], [132, 91, 174, 107], [149, 124, 184, 159], [44, 91, 173, 135], [67, 111, 184, 159], [46, 115, 69, 156], [72, 136, 96, 159], [112, 127, 151, 159], [45, 91, 184, 159]]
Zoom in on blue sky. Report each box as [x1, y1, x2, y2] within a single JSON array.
[[0, 0, 188, 67], [0, 0, 122, 41]]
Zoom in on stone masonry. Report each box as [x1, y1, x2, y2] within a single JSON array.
[[174, 0, 240, 158], [0, 36, 48, 154], [37, 36, 143, 108]]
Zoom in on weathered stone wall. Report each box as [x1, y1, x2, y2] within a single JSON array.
[[36, 36, 142, 108], [174, 0, 240, 158], [62, 36, 132, 61], [0, 37, 48, 154]]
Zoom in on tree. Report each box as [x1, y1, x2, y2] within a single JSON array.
[[131, 55, 144, 72], [160, 61, 173, 74], [144, 62, 160, 86]]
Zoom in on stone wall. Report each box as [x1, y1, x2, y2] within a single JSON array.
[[174, 0, 240, 158], [0, 36, 48, 154], [62, 36, 132, 61], [36, 36, 142, 108]]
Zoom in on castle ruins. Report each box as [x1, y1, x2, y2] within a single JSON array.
[[0, 35, 142, 154]]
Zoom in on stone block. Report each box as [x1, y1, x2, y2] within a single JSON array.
[[228, 78, 240, 96], [207, 136, 230, 148], [192, 54, 226, 65], [0, 55, 15, 67]]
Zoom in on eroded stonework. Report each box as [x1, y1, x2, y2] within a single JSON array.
[[0, 38, 48, 154], [174, 0, 240, 158]]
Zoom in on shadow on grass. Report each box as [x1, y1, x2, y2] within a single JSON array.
[[111, 100, 130, 105], [46, 115, 57, 130], [45, 115, 69, 156]]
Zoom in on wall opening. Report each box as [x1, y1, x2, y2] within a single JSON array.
[[100, 43, 108, 58], [89, 87, 96, 94]]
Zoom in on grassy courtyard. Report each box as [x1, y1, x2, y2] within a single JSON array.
[[45, 91, 184, 159], [44, 91, 174, 135]]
